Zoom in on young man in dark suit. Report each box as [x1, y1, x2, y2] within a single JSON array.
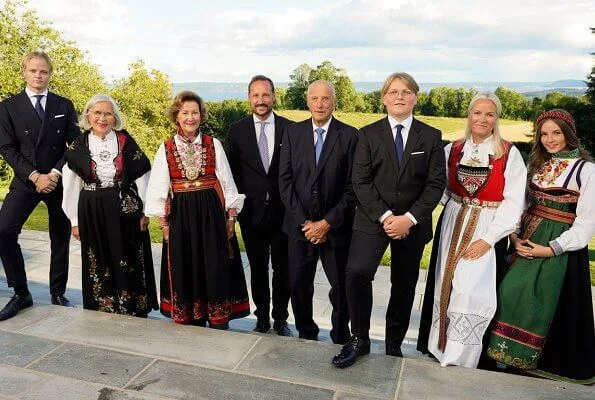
[[279, 80, 358, 344], [226, 75, 293, 336], [332, 72, 446, 367], [0, 51, 80, 320]]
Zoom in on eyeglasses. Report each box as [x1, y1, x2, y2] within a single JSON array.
[[385, 89, 415, 99], [89, 110, 115, 119]]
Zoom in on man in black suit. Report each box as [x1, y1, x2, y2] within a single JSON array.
[[332, 72, 446, 368], [226, 75, 293, 336], [0, 51, 79, 320], [279, 80, 358, 344]]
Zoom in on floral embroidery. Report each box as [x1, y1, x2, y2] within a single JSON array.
[[487, 343, 538, 370], [133, 149, 143, 160], [533, 157, 569, 186]]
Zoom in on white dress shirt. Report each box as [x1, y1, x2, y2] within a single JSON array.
[[312, 116, 332, 145], [379, 114, 417, 225], [253, 113, 275, 168], [145, 134, 245, 217], [25, 87, 48, 110]]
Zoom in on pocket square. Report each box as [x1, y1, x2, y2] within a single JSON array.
[[411, 151, 425, 155], [54, 114, 65, 118]]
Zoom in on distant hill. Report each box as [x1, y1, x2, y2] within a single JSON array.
[[545, 79, 587, 88], [174, 81, 588, 101]]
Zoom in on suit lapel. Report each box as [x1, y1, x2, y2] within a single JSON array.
[[313, 118, 339, 181], [380, 117, 399, 177], [36, 92, 57, 147], [396, 118, 422, 181], [298, 120, 316, 176], [268, 113, 283, 172], [244, 117, 267, 176], [16, 92, 42, 146]]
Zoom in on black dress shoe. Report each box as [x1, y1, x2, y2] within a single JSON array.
[[253, 319, 271, 333], [273, 320, 293, 337], [332, 336, 371, 368], [0, 293, 33, 321], [51, 294, 73, 307]]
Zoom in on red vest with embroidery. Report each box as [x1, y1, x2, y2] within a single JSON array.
[[448, 139, 512, 202], [164, 134, 216, 180]]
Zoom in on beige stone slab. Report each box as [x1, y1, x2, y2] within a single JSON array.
[[395, 358, 594, 400], [236, 337, 400, 398], [19, 307, 260, 370]]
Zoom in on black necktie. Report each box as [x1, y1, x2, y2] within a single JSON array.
[[34, 95, 45, 121], [395, 124, 404, 165]]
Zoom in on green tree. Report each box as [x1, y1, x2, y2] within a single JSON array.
[[0, 0, 106, 107], [202, 100, 250, 145], [308, 61, 358, 112], [285, 63, 311, 110], [586, 28, 595, 104], [494, 87, 528, 120], [0, 0, 106, 182], [274, 87, 287, 110], [110, 60, 173, 159], [363, 90, 383, 113]]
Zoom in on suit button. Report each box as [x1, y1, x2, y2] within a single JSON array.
[[57, 129, 61, 133], [312, 189, 318, 194], [396, 191, 401, 196], [52, 146, 57, 150]]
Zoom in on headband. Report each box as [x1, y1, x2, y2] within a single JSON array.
[[535, 110, 576, 134]]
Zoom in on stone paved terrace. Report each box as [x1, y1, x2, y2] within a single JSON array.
[[0, 230, 594, 399]]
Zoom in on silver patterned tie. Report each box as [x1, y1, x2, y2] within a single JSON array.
[[258, 121, 270, 173]]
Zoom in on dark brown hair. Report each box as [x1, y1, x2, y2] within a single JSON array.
[[248, 75, 275, 93], [527, 109, 592, 176], [167, 91, 207, 125]]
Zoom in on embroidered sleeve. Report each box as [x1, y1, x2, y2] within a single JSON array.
[[554, 161, 595, 252], [144, 143, 170, 217], [212, 138, 246, 212]]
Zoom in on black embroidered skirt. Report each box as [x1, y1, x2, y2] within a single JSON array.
[[78, 187, 158, 317]]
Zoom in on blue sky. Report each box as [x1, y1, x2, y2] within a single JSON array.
[[13, 0, 595, 83]]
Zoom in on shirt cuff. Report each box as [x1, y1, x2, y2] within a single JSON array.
[[379, 210, 392, 223], [28, 170, 39, 181], [549, 240, 564, 256], [51, 168, 62, 177], [405, 212, 417, 225]]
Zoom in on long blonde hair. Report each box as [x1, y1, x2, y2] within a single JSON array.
[[464, 91, 505, 159]]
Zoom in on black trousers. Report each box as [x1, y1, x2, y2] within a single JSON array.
[[0, 186, 71, 295], [288, 238, 350, 344], [240, 218, 290, 323], [346, 230, 424, 351]]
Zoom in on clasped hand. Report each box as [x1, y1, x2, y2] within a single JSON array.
[[302, 219, 330, 244], [34, 172, 59, 194], [511, 234, 553, 259], [383, 214, 412, 240]]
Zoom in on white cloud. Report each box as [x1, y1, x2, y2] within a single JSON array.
[[15, 0, 595, 82]]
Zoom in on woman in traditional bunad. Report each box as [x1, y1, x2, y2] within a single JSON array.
[[426, 92, 527, 368], [62, 94, 158, 316], [488, 109, 595, 384], [145, 91, 250, 329]]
